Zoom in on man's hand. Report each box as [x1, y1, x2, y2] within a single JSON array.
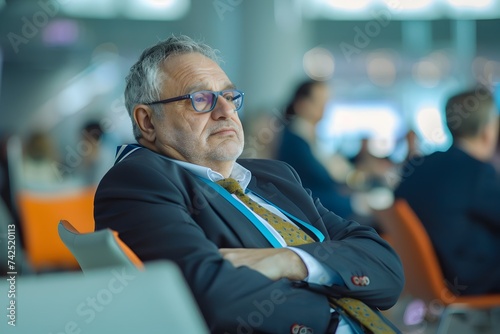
[[219, 248, 308, 281]]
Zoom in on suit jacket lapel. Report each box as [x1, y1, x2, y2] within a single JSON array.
[[247, 177, 330, 241], [246, 177, 309, 221], [196, 180, 274, 248]]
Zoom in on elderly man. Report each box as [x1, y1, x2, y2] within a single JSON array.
[[94, 35, 403, 334]]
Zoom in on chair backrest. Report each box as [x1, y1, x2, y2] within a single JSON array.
[[0, 261, 209, 334], [16, 187, 96, 271], [375, 199, 453, 305], [58, 220, 144, 272]]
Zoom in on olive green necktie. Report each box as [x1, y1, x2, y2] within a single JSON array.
[[216, 178, 314, 246], [217, 178, 397, 334]]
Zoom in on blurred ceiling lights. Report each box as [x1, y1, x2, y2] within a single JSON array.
[[448, 0, 493, 7], [415, 107, 449, 147], [60, 0, 190, 20], [325, 0, 372, 10], [27, 55, 121, 132], [302, 0, 500, 19], [392, 0, 435, 10], [366, 50, 398, 87], [42, 20, 80, 46], [303, 47, 335, 81], [412, 59, 442, 88]]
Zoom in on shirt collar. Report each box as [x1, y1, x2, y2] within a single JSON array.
[[115, 144, 253, 191], [167, 158, 252, 191]]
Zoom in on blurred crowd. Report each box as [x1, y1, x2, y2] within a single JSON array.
[[243, 80, 500, 300], [242, 79, 429, 232], [0, 118, 118, 267]]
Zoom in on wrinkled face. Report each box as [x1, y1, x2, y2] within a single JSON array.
[[147, 53, 244, 169]]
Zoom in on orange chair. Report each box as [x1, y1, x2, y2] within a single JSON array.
[[16, 187, 96, 271], [58, 219, 144, 272], [376, 199, 500, 333]]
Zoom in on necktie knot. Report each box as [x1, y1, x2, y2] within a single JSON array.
[[217, 178, 244, 195]]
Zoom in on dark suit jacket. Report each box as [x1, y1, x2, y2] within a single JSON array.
[[94, 147, 404, 333], [395, 145, 500, 295]]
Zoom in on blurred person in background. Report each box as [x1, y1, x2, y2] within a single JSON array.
[[348, 137, 396, 190], [74, 120, 115, 186], [20, 130, 62, 190], [276, 80, 357, 220], [395, 86, 500, 295], [491, 84, 500, 172], [403, 130, 420, 162], [1, 133, 24, 254], [0, 133, 18, 225]]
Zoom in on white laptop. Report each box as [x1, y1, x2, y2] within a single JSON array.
[[0, 260, 209, 334]]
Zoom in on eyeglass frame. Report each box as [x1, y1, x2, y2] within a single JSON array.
[[144, 89, 245, 113]]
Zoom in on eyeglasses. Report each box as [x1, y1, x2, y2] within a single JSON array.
[[146, 89, 245, 113]]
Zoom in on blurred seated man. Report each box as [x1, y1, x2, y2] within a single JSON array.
[[395, 86, 500, 295], [276, 80, 355, 219], [94, 35, 404, 333]]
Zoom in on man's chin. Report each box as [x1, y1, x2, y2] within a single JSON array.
[[210, 143, 243, 161]]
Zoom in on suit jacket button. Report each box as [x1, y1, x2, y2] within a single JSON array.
[[291, 324, 313, 334], [362, 276, 370, 286], [351, 276, 360, 285], [300, 327, 313, 333], [291, 280, 308, 288], [291, 324, 301, 334]]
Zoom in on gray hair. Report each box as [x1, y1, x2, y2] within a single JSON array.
[[124, 35, 221, 140]]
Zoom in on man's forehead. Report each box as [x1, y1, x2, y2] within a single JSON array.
[[185, 80, 235, 93], [163, 52, 217, 70], [161, 53, 232, 91]]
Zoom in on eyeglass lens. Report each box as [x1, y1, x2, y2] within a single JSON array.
[[192, 90, 242, 112]]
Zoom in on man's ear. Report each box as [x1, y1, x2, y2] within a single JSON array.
[[134, 105, 156, 143]]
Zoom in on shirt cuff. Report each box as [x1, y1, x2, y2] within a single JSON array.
[[287, 247, 345, 286]]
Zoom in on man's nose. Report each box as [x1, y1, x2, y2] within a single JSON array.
[[211, 96, 236, 119]]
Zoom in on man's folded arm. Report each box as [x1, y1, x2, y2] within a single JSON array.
[[297, 205, 405, 309]]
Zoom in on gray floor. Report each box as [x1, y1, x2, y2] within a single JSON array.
[[383, 294, 500, 334]]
